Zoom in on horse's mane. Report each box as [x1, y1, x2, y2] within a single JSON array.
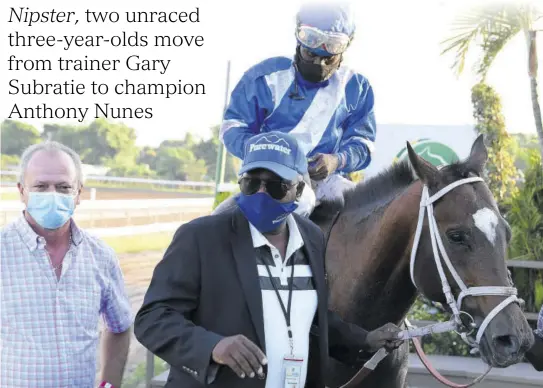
[[311, 158, 470, 227], [311, 160, 417, 225]]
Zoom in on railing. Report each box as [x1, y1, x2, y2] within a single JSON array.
[[142, 259, 543, 387], [0, 197, 214, 227], [0, 170, 238, 192]]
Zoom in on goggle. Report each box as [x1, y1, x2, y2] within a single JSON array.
[[295, 24, 351, 55], [238, 177, 294, 200]]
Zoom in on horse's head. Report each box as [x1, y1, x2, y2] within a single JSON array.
[[406, 134, 534, 368]]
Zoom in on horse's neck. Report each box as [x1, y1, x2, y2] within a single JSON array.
[[328, 182, 423, 329]]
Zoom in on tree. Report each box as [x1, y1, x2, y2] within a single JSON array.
[[507, 150, 543, 311], [192, 125, 240, 182], [42, 119, 139, 166], [82, 118, 138, 165], [1, 119, 40, 156], [471, 82, 519, 205], [42, 123, 89, 159], [510, 133, 539, 172], [137, 146, 158, 171], [1, 154, 20, 170], [154, 147, 207, 181], [441, 1, 543, 161]]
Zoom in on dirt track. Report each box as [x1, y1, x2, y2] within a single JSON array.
[[97, 250, 165, 386]]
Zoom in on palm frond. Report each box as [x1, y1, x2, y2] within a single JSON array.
[[440, 2, 526, 77], [477, 22, 521, 76]]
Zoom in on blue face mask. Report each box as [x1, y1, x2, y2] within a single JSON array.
[[26, 192, 75, 230], [235, 192, 298, 233]]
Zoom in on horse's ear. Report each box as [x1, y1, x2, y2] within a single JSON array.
[[406, 141, 439, 185], [465, 134, 488, 175]]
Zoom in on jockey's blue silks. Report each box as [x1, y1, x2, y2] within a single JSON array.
[[26, 192, 75, 229], [235, 192, 298, 233]]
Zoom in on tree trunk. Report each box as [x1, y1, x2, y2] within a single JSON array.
[[530, 77, 543, 161], [528, 31, 543, 162]]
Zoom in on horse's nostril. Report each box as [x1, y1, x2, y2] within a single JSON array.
[[493, 335, 520, 355]]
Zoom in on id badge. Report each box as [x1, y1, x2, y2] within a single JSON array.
[[282, 355, 304, 388]]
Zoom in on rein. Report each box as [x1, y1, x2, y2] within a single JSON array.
[[324, 177, 520, 388]]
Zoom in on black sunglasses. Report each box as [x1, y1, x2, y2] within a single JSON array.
[[238, 177, 295, 200]]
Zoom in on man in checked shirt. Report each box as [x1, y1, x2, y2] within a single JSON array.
[[0, 141, 132, 388]]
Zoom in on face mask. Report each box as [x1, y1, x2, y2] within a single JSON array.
[[26, 191, 75, 230], [295, 47, 340, 83], [235, 192, 298, 234]]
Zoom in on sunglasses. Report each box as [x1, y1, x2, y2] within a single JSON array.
[[238, 177, 295, 200]]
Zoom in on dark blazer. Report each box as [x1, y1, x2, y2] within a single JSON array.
[[134, 208, 369, 387]]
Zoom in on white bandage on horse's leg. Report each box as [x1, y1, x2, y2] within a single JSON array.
[[315, 174, 355, 202], [294, 182, 317, 217]]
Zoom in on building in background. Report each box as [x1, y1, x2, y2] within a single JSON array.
[[362, 123, 476, 179]]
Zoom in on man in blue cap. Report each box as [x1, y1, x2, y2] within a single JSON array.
[[219, 1, 376, 217], [135, 131, 402, 387]]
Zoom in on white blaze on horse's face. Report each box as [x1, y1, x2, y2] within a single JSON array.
[[473, 207, 499, 245]]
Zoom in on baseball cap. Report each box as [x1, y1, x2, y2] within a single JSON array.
[[238, 131, 308, 181]]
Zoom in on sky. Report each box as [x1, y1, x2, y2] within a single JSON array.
[[1, 0, 541, 147]]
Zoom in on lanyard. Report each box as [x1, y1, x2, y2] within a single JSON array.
[[262, 255, 296, 355]]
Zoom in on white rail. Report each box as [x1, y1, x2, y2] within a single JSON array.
[[87, 222, 181, 237], [0, 170, 238, 192], [0, 198, 214, 227], [0, 198, 214, 211]]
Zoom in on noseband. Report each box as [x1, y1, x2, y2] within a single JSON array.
[[410, 176, 520, 347]]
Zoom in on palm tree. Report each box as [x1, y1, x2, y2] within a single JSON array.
[[441, 1, 543, 161]]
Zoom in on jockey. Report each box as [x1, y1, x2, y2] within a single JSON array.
[[219, 1, 376, 216]]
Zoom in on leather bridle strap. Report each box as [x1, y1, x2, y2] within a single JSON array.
[[328, 319, 458, 387], [411, 336, 492, 388], [326, 348, 389, 388]]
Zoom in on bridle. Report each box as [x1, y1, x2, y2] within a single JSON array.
[[409, 176, 520, 348], [329, 176, 522, 388]]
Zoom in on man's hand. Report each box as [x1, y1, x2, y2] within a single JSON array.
[[308, 153, 340, 181], [212, 335, 267, 379], [364, 323, 403, 353]]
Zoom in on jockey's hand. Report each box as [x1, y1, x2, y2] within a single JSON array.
[[363, 323, 403, 353], [308, 153, 339, 181]]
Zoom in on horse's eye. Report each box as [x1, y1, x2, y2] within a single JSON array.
[[447, 230, 468, 244]]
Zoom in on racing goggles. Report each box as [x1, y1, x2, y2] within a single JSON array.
[[295, 24, 351, 55]]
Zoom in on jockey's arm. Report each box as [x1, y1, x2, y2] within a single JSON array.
[[335, 79, 376, 174], [219, 71, 274, 160]]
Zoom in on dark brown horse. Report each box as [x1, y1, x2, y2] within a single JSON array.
[[213, 135, 535, 387], [307, 135, 535, 387]]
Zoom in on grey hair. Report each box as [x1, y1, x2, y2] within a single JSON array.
[[18, 141, 84, 186]]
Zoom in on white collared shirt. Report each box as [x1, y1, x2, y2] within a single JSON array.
[[249, 215, 318, 388]]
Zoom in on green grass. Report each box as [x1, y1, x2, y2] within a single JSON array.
[[103, 232, 175, 254], [122, 356, 169, 388], [0, 192, 19, 200], [536, 280, 543, 307]]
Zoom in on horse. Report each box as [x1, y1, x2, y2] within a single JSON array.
[[306, 134, 535, 387], [213, 134, 535, 387]]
